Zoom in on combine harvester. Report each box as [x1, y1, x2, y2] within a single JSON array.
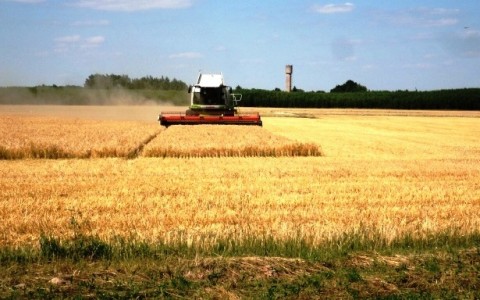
[[158, 73, 262, 127]]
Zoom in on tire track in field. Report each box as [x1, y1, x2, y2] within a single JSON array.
[[127, 129, 164, 159]]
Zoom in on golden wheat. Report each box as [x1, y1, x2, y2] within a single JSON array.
[[0, 157, 479, 247], [0, 116, 161, 159], [0, 109, 479, 248], [266, 116, 480, 159], [143, 125, 322, 157]]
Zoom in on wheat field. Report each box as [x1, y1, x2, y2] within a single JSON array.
[[0, 106, 479, 248], [0, 110, 321, 159], [0, 115, 161, 158], [143, 125, 322, 157]]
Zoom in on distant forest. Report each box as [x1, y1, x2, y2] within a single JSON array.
[[236, 87, 480, 110], [0, 75, 479, 109], [84, 73, 187, 90], [235, 80, 480, 110]]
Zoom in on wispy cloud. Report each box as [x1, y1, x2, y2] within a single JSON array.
[[427, 18, 458, 27], [430, 8, 460, 15], [55, 35, 81, 43], [312, 2, 354, 14], [8, 0, 45, 3], [169, 52, 202, 59], [442, 29, 480, 58], [83, 36, 105, 48], [331, 38, 360, 61], [402, 62, 433, 69], [54, 35, 105, 53], [362, 64, 376, 70], [214, 45, 227, 52], [379, 7, 459, 27], [71, 20, 110, 27], [73, 0, 193, 11]]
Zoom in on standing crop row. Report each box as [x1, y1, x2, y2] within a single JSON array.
[[0, 116, 162, 159], [143, 125, 322, 158]]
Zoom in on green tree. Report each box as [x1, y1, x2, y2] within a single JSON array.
[[84, 74, 187, 90], [292, 86, 304, 93], [330, 80, 367, 93]]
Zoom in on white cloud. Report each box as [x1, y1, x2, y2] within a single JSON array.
[[54, 35, 105, 53], [429, 8, 460, 15], [86, 36, 105, 44], [169, 52, 202, 59], [83, 36, 105, 48], [73, 0, 193, 11], [312, 2, 354, 14], [55, 35, 81, 43]]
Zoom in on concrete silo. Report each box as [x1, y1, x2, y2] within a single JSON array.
[[285, 65, 293, 92]]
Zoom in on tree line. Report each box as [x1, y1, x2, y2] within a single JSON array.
[[235, 88, 480, 110], [84, 74, 187, 91], [234, 80, 480, 110], [3, 76, 478, 109]]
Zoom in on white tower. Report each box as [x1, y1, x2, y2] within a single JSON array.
[[285, 65, 293, 92]]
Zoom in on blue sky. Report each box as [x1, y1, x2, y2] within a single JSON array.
[[1, 0, 479, 91]]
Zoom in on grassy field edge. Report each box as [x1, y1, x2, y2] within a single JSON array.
[[1, 230, 479, 299], [2, 228, 480, 263]]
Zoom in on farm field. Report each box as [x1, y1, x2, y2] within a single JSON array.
[[1, 105, 480, 298], [0, 116, 161, 159]]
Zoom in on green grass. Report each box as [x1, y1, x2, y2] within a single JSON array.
[[30, 228, 480, 261], [1, 228, 479, 298]]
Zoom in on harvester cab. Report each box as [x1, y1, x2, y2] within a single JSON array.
[[187, 73, 239, 116], [158, 73, 262, 127]]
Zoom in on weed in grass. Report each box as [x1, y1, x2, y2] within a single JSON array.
[[422, 256, 441, 274], [39, 234, 67, 260], [345, 268, 363, 283], [40, 234, 112, 261], [266, 281, 303, 299], [39, 213, 113, 261]]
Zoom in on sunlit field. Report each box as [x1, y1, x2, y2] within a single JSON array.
[[142, 125, 322, 157], [0, 116, 161, 159], [1, 106, 479, 248]]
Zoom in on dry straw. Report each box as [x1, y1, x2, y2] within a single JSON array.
[[142, 125, 323, 158]]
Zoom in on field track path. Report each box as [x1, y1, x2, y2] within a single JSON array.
[[127, 130, 163, 159]]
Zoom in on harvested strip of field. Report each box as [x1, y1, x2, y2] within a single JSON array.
[[0, 116, 162, 159], [1, 157, 479, 247], [142, 125, 322, 157]]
